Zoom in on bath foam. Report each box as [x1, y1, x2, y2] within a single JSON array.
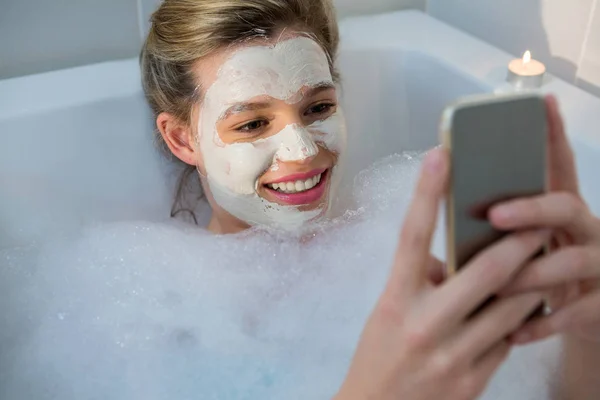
[[0, 153, 559, 400]]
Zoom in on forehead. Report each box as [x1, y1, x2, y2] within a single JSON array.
[[196, 36, 333, 104]]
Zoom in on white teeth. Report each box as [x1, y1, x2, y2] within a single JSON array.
[[267, 173, 323, 193]]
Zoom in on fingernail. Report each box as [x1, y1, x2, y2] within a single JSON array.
[[425, 149, 443, 173], [493, 205, 513, 222]]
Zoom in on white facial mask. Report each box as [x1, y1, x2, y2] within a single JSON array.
[[197, 36, 347, 229]]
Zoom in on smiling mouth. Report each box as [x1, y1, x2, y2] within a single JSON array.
[[262, 169, 329, 206], [266, 172, 324, 193]]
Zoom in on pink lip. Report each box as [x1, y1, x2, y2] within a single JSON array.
[[267, 168, 327, 185], [264, 170, 329, 206]]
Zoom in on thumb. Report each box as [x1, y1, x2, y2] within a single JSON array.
[[387, 148, 449, 300]]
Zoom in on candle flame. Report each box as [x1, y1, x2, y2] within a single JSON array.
[[523, 50, 532, 64]]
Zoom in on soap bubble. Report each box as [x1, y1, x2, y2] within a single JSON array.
[[0, 153, 559, 399]]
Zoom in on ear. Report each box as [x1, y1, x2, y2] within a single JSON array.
[[156, 112, 199, 166]]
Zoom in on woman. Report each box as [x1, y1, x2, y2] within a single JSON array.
[[141, 0, 600, 398]]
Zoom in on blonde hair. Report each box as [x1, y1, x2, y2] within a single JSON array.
[[140, 0, 340, 222]]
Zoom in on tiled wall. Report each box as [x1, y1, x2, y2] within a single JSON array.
[[428, 0, 600, 97], [0, 0, 425, 80]]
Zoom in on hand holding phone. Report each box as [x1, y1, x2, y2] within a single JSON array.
[[337, 149, 546, 400], [337, 94, 554, 400]]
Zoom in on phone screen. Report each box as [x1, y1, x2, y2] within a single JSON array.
[[445, 95, 547, 272]]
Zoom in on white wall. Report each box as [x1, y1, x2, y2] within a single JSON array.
[[577, 5, 600, 95], [334, 0, 425, 18], [428, 0, 600, 97], [138, 0, 425, 38], [0, 0, 141, 80], [0, 0, 424, 80]]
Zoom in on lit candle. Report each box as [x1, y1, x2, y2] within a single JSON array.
[[507, 51, 546, 89]]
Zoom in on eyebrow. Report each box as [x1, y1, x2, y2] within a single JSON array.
[[303, 82, 336, 97], [218, 82, 336, 121], [219, 101, 272, 121]]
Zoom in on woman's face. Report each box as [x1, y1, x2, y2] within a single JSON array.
[[192, 35, 347, 231]]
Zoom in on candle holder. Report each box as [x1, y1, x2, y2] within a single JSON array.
[[506, 51, 546, 90]]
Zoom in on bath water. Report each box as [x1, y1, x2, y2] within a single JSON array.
[[0, 153, 559, 400]]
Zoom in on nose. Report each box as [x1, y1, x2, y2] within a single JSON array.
[[273, 124, 319, 163]]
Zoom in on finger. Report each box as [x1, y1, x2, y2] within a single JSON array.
[[510, 289, 600, 345], [545, 95, 580, 194], [452, 340, 512, 400], [388, 148, 448, 298], [426, 230, 550, 329], [500, 246, 600, 295], [553, 230, 575, 248], [455, 340, 512, 400], [546, 284, 571, 311], [453, 292, 543, 362], [489, 192, 592, 240], [428, 256, 446, 285], [472, 339, 512, 381], [510, 324, 554, 345]]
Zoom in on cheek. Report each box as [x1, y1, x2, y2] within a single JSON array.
[[194, 142, 206, 170], [225, 145, 271, 177], [317, 146, 338, 167], [309, 112, 348, 156], [204, 143, 274, 195], [195, 158, 229, 177]]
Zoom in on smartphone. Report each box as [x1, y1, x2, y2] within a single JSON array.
[[440, 93, 547, 275]]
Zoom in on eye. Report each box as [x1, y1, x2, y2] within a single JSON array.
[[306, 103, 336, 116], [236, 119, 268, 132]]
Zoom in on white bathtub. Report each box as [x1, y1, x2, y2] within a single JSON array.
[[1, 11, 599, 249]]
